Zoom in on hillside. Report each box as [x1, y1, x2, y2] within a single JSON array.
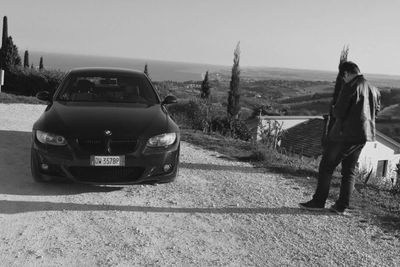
[[161, 72, 400, 141]]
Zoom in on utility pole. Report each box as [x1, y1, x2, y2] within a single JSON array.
[[0, 69, 4, 92]]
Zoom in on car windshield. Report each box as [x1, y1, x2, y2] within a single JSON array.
[[56, 72, 159, 104]]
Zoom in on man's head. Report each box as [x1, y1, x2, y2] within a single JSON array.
[[339, 61, 361, 83]]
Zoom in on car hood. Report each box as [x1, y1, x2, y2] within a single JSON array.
[[34, 102, 172, 139]]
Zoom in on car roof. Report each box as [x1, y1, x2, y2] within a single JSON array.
[[68, 67, 144, 76]]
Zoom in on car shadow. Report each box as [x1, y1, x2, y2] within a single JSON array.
[[0, 130, 123, 196], [0, 199, 337, 216]]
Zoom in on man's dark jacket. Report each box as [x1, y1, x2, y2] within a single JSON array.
[[329, 74, 380, 143]]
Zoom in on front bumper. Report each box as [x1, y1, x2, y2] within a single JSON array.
[[31, 135, 180, 184]]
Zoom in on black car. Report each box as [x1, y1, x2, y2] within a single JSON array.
[[31, 68, 180, 184]]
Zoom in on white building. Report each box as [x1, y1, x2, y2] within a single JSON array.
[[358, 132, 400, 185]]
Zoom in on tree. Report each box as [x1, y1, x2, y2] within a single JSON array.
[[1, 16, 9, 69], [144, 63, 149, 78], [323, 45, 349, 145], [1, 16, 8, 49], [200, 71, 211, 99], [227, 42, 241, 119], [0, 36, 21, 70], [332, 45, 349, 104], [39, 56, 44, 70], [23, 50, 29, 68], [0, 17, 21, 70]]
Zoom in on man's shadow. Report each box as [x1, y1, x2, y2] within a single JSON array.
[[0, 199, 336, 216]]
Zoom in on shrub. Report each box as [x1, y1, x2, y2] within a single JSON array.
[[210, 117, 230, 136], [3, 67, 65, 96], [231, 119, 252, 141], [210, 116, 252, 141], [258, 119, 284, 149], [168, 98, 211, 131], [392, 161, 400, 195], [168, 98, 252, 140], [249, 142, 319, 177]]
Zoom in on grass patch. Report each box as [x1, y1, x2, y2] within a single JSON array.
[[181, 127, 319, 178], [180, 128, 254, 160]]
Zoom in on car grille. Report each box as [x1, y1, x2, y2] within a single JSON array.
[[69, 166, 144, 183], [77, 138, 138, 154]]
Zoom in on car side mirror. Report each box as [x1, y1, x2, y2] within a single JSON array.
[[36, 91, 51, 103], [161, 95, 177, 105]]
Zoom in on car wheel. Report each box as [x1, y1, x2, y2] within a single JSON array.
[[31, 148, 47, 183]]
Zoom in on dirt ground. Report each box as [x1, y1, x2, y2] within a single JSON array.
[[0, 103, 399, 266]]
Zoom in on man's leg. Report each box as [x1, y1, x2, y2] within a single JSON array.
[[335, 143, 365, 210], [300, 142, 343, 210], [312, 142, 344, 206]]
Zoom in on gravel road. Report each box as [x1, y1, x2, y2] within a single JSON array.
[[0, 103, 399, 266]]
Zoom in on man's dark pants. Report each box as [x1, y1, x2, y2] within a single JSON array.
[[313, 141, 365, 209]]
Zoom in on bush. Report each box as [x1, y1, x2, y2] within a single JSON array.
[[168, 98, 211, 131], [249, 142, 319, 177], [168, 98, 252, 140], [230, 119, 252, 141], [3, 67, 65, 96], [258, 119, 284, 149]]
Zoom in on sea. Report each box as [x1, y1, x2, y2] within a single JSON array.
[[28, 51, 400, 87], [28, 51, 226, 82]]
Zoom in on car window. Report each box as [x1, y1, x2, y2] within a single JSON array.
[[57, 73, 158, 104]]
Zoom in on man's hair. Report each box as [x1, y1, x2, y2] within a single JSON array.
[[339, 61, 360, 75]]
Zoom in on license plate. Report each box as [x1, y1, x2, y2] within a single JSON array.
[[90, 156, 125, 166]]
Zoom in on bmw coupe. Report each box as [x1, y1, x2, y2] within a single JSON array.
[[31, 68, 180, 184]]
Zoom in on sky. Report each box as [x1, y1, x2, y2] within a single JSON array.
[[1, 0, 400, 75]]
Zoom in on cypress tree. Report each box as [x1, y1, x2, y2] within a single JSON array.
[[200, 70, 211, 99], [332, 45, 349, 104], [23, 50, 29, 68], [0, 36, 21, 70], [1, 16, 8, 49], [144, 63, 149, 78], [1, 16, 9, 68], [227, 42, 241, 119], [323, 46, 349, 145], [39, 56, 44, 70]]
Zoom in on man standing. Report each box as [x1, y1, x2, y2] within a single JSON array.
[[300, 61, 381, 214]]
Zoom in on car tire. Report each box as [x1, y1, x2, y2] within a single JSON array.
[[31, 148, 47, 183]]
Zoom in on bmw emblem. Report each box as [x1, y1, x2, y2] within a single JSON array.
[[104, 130, 112, 136]]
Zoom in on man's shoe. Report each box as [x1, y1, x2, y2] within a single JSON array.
[[299, 200, 325, 211], [329, 204, 346, 214]]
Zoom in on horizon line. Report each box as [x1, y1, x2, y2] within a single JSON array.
[[23, 50, 400, 79]]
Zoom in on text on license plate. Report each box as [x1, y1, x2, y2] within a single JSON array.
[[90, 156, 125, 166]]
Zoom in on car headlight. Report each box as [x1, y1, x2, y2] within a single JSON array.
[[147, 133, 176, 147], [36, 130, 67, 146]]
